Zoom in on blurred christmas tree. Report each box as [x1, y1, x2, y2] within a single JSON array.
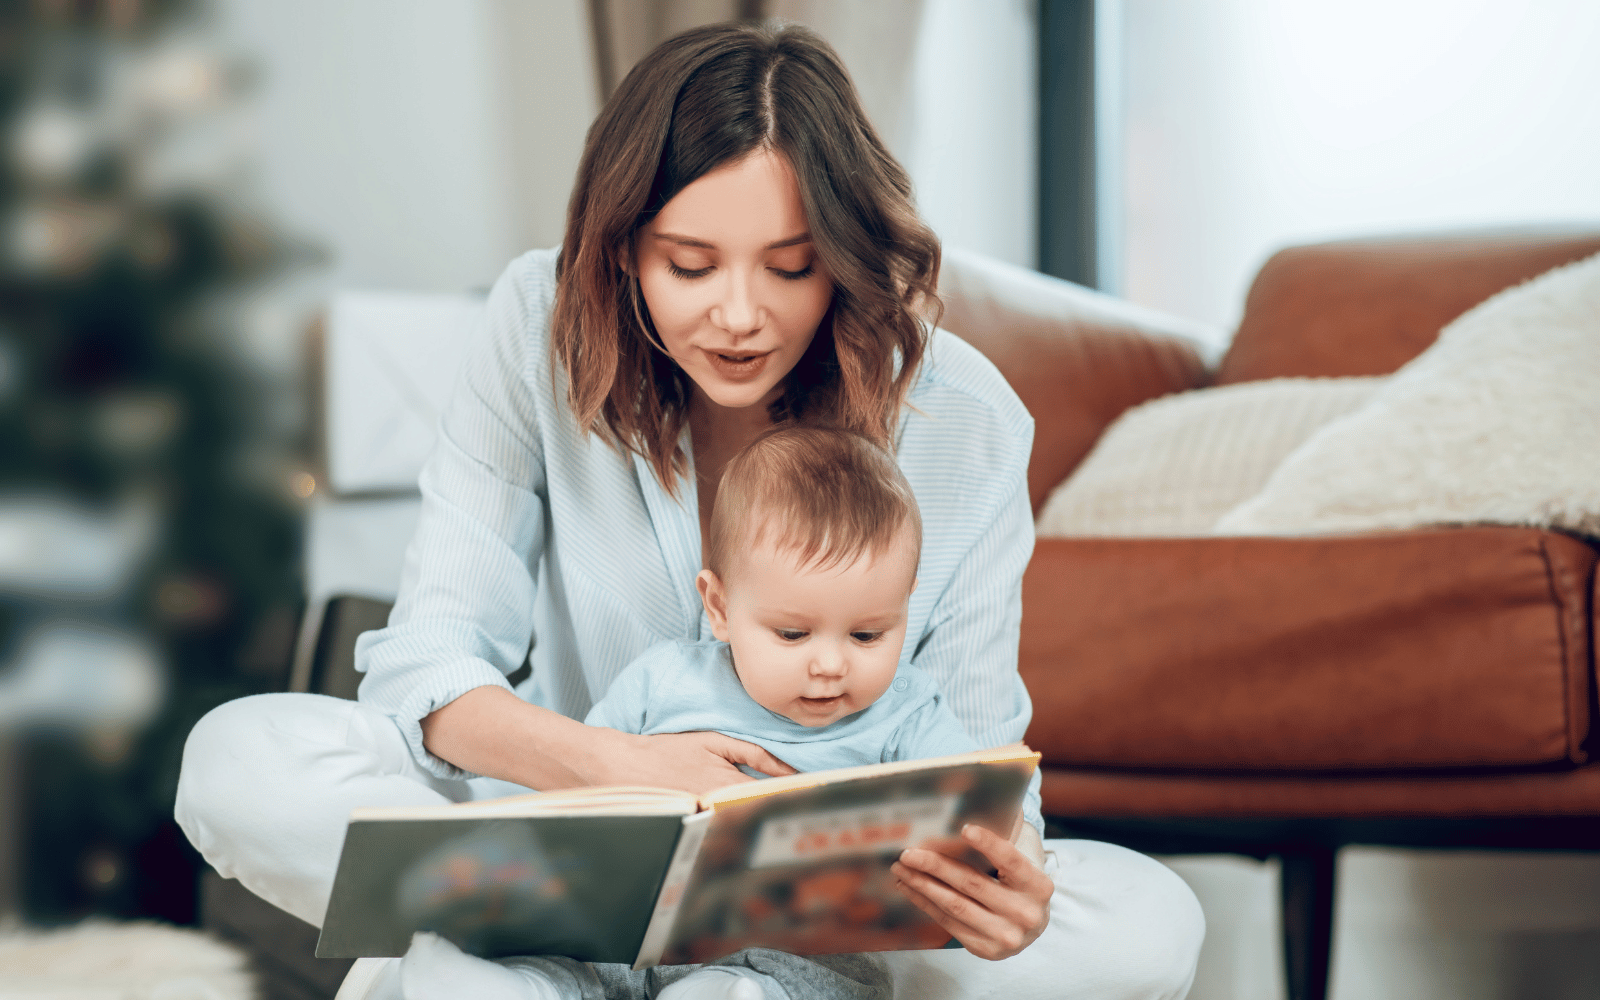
[[0, 0, 316, 924]]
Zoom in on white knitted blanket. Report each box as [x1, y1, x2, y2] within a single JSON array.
[[1218, 251, 1600, 537]]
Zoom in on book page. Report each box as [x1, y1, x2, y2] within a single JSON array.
[[655, 752, 1037, 966], [350, 786, 699, 823], [697, 744, 1039, 809]]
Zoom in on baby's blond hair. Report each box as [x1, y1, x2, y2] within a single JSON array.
[[707, 426, 922, 579]]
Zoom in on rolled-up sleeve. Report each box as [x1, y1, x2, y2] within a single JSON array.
[[356, 256, 551, 779]]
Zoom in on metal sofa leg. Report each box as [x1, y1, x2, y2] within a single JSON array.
[[1279, 844, 1336, 1000]]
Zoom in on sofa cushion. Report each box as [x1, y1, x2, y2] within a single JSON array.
[[1216, 230, 1600, 385], [1216, 250, 1600, 538], [1036, 377, 1382, 537], [1019, 528, 1596, 771], [936, 247, 1216, 512]]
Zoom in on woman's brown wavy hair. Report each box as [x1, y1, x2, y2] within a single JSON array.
[[551, 21, 941, 493]]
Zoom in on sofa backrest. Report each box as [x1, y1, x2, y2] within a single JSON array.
[[936, 247, 1216, 513], [1217, 228, 1600, 385]]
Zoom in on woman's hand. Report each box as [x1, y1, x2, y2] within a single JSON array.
[[585, 728, 798, 795], [421, 686, 795, 795], [890, 823, 1054, 961]]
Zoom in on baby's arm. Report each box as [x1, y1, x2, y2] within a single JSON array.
[[583, 656, 654, 734], [582, 643, 795, 787]]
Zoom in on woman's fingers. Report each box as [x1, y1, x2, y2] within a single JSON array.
[[706, 733, 798, 777], [890, 866, 992, 949], [900, 836, 1045, 925], [891, 851, 1039, 957], [962, 823, 1056, 900], [890, 824, 1054, 961], [606, 731, 797, 793], [892, 858, 1028, 959]]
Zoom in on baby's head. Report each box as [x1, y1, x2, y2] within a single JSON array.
[[696, 426, 922, 728]]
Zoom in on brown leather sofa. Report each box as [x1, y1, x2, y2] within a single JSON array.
[[938, 229, 1600, 1000]]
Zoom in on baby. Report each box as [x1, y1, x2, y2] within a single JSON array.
[[403, 426, 1042, 1000]]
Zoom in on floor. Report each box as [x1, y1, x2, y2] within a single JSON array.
[[1161, 849, 1600, 1000]]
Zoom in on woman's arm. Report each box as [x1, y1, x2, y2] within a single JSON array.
[[359, 251, 791, 793], [421, 686, 793, 793]]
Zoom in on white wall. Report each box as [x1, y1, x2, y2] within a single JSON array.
[[901, 0, 1038, 268], [769, 0, 1039, 269], [217, 0, 1036, 289], [214, 0, 596, 295], [1121, 0, 1600, 331]]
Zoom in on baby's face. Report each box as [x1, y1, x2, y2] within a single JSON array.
[[697, 526, 918, 728]]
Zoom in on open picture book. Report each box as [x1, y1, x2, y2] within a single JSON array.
[[316, 745, 1040, 969]]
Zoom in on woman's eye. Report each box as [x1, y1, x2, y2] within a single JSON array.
[[775, 629, 808, 642], [771, 264, 814, 281], [667, 261, 713, 280], [851, 631, 884, 644]]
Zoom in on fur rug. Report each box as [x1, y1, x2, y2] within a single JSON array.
[[1216, 250, 1600, 537], [0, 920, 254, 1000]]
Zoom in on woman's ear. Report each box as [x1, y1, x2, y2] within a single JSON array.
[[696, 568, 731, 641], [620, 233, 638, 277]]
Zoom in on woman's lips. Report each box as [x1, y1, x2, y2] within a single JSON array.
[[704, 349, 771, 382]]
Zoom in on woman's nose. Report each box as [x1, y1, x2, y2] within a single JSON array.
[[711, 269, 762, 335]]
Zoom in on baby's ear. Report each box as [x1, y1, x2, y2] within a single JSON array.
[[696, 569, 731, 640]]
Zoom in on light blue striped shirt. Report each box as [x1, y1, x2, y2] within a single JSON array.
[[357, 248, 1039, 812]]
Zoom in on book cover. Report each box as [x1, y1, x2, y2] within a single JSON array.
[[315, 748, 1038, 967]]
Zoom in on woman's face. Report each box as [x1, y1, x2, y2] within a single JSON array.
[[635, 149, 834, 413]]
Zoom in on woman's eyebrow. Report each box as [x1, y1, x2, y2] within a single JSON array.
[[652, 232, 812, 250], [653, 233, 716, 249]]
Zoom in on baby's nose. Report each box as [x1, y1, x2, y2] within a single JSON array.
[[809, 646, 848, 676]]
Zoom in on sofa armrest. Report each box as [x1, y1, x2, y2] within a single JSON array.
[[1020, 528, 1597, 771], [936, 248, 1216, 512]]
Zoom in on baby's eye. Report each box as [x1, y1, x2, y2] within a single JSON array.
[[775, 629, 808, 642], [850, 631, 885, 644]]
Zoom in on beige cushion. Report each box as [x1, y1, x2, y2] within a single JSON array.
[[1036, 377, 1384, 537], [1216, 250, 1600, 537]]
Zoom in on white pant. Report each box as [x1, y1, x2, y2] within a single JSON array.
[[176, 693, 1205, 1000]]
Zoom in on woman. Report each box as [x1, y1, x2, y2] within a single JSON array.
[[176, 22, 1203, 1000]]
